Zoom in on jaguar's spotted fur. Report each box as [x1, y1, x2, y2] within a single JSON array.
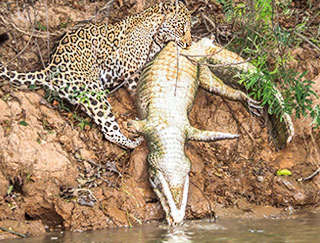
[[0, 0, 192, 149]]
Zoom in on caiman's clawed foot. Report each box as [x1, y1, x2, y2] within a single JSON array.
[[243, 95, 263, 117], [127, 119, 145, 133]]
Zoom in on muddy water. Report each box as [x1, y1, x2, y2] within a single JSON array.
[[3, 212, 320, 243]]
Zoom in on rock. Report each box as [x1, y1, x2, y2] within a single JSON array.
[[128, 145, 149, 182]]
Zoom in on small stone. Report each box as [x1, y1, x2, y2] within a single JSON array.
[[294, 192, 306, 203], [257, 176, 264, 182]]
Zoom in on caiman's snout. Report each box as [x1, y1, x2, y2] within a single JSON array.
[[182, 30, 192, 48], [149, 169, 190, 226]]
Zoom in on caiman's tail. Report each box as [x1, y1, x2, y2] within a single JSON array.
[[267, 91, 294, 150]]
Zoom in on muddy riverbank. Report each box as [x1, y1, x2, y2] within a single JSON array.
[[0, 0, 320, 240]]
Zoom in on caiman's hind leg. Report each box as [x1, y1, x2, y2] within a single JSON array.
[[199, 65, 262, 116], [200, 45, 293, 147], [185, 65, 264, 143]]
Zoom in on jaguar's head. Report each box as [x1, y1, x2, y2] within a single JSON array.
[[158, 0, 192, 48]]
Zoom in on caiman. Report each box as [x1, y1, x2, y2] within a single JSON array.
[[128, 38, 294, 226]]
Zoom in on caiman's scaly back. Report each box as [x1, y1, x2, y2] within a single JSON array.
[[0, 0, 191, 149], [130, 38, 294, 225]]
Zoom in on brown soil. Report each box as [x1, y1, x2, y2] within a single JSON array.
[[1, 0, 320, 240]]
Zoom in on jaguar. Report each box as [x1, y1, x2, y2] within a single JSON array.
[[0, 0, 192, 149]]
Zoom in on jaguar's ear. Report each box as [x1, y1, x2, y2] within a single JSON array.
[[159, 1, 171, 15], [159, 0, 181, 15]]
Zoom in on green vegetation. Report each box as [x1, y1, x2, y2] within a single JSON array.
[[59, 17, 73, 29], [18, 120, 28, 126], [43, 85, 112, 131], [35, 21, 47, 31], [44, 88, 93, 131], [277, 169, 292, 176], [218, 0, 320, 127]]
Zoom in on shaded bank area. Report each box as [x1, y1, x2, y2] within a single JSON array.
[[1, 0, 320, 240]]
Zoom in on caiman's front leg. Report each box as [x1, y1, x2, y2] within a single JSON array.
[[199, 65, 262, 116], [186, 126, 239, 141]]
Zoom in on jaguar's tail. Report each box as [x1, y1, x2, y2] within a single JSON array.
[[0, 62, 48, 88], [0, 33, 48, 88]]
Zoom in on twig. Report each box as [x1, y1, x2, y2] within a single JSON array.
[[293, 31, 320, 54], [201, 12, 216, 32], [0, 226, 27, 238], [174, 35, 180, 97], [107, 80, 126, 95], [222, 97, 256, 145], [298, 167, 320, 182], [7, 29, 35, 65], [35, 40, 46, 69], [189, 181, 216, 221], [0, 16, 61, 39], [180, 35, 236, 59], [181, 51, 255, 68], [202, 57, 254, 68], [75, 188, 98, 202]]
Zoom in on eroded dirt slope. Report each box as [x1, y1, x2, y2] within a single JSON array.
[[0, 0, 320, 240]]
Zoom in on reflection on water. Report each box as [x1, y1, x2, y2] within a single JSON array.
[[162, 228, 192, 243], [2, 211, 320, 243]]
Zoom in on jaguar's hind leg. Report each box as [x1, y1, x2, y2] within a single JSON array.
[[43, 69, 143, 149], [74, 87, 143, 149]]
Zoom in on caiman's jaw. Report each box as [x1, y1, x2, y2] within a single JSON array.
[[149, 170, 189, 226]]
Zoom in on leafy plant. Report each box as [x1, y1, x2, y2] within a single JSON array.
[[19, 120, 28, 126], [43, 85, 110, 131], [218, 0, 320, 128], [36, 21, 47, 31]]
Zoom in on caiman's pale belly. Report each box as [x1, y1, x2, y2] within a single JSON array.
[[136, 47, 199, 123]]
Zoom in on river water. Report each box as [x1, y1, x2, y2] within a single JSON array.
[[3, 211, 320, 242]]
